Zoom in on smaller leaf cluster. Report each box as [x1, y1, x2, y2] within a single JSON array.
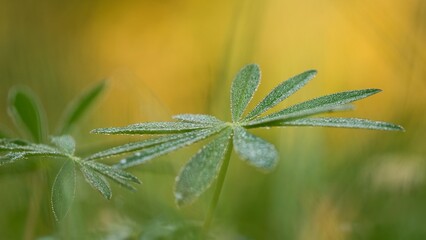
[[0, 81, 140, 221], [92, 64, 404, 207]]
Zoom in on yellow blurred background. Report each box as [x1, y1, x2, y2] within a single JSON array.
[[0, 0, 425, 239]]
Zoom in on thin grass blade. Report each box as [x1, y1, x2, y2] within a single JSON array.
[[116, 126, 225, 168], [91, 121, 212, 135], [278, 117, 404, 131], [233, 126, 278, 171], [174, 127, 232, 207], [51, 160, 76, 221], [80, 165, 112, 200], [244, 70, 317, 121], [245, 89, 380, 127], [8, 87, 47, 143], [58, 80, 107, 134], [231, 64, 261, 121]]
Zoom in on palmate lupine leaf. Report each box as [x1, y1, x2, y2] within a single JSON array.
[[0, 82, 143, 220], [58, 80, 107, 134], [245, 89, 381, 127], [51, 160, 76, 222], [116, 126, 226, 168], [92, 64, 404, 209], [231, 64, 261, 121], [278, 117, 404, 131], [175, 128, 233, 207], [244, 70, 317, 121], [173, 114, 223, 124], [92, 121, 212, 135], [8, 87, 47, 143], [233, 126, 278, 171]]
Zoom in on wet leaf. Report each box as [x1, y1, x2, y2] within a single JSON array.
[[51, 135, 76, 155], [80, 164, 112, 200], [244, 70, 317, 120], [116, 127, 225, 168], [175, 128, 232, 207], [173, 114, 223, 124], [92, 122, 211, 135], [279, 117, 404, 131], [51, 160, 76, 221], [233, 126, 278, 171], [231, 64, 261, 121], [247, 89, 380, 127]]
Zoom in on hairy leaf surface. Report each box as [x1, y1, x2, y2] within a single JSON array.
[[116, 126, 225, 168], [51, 160, 76, 221], [51, 135, 76, 155], [87, 130, 217, 161], [92, 122, 211, 135], [231, 64, 261, 121], [175, 128, 232, 207], [244, 70, 317, 120], [233, 127, 278, 171], [246, 89, 380, 126], [279, 117, 404, 131], [173, 114, 223, 124], [80, 165, 112, 200]]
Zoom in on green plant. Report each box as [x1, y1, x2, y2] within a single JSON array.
[[91, 64, 404, 231], [0, 82, 140, 222]]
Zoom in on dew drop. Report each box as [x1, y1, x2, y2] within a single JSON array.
[[120, 159, 127, 164]]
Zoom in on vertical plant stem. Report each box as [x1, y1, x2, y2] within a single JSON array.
[[203, 137, 234, 232]]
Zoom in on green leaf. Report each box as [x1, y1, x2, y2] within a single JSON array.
[[233, 126, 278, 171], [116, 126, 225, 168], [0, 150, 63, 166], [80, 165, 112, 200], [231, 64, 261, 122], [8, 87, 46, 142], [91, 122, 212, 135], [174, 128, 233, 207], [87, 129, 216, 161], [278, 117, 405, 131], [173, 114, 223, 124], [80, 161, 140, 191], [244, 70, 317, 121], [51, 135, 76, 155], [246, 89, 380, 127], [83, 160, 140, 184], [51, 160, 76, 222], [58, 80, 107, 134], [0, 152, 26, 166]]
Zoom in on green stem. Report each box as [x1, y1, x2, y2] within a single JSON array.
[[203, 137, 234, 232]]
